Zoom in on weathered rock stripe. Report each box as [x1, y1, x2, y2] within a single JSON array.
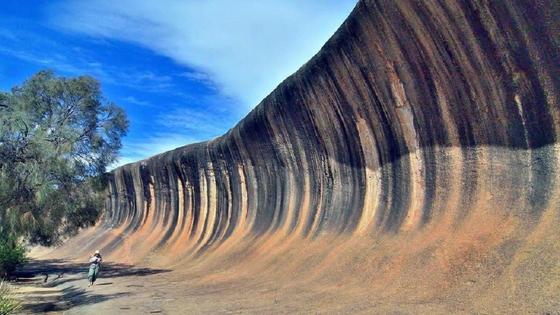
[[101, 0, 559, 261]]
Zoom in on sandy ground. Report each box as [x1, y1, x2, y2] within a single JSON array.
[[9, 204, 559, 314], [13, 258, 471, 314], [11, 218, 560, 314]]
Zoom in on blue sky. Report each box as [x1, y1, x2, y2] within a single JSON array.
[[0, 0, 356, 168]]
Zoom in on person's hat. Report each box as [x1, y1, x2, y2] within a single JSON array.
[[95, 250, 100, 254]]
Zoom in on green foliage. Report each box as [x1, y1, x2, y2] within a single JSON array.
[[0, 70, 128, 246], [0, 237, 27, 279], [0, 281, 21, 315]]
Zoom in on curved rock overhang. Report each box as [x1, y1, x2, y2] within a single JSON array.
[[56, 2, 560, 308]]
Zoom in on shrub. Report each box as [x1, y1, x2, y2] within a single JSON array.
[[0, 238, 27, 279], [0, 281, 21, 315]]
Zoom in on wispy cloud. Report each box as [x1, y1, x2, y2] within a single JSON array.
[[177, 70, 215, 88], [0, 46, 77, 72], [0, 30, 176, 93], [106, 70, 174, 92], [0, 29, 19, 41], [156, 107, 235, 138], [111, 132, 205, 169], [111, 105, 238, 169], [122, 96, 153, 107], [48, 0, 357, 108]]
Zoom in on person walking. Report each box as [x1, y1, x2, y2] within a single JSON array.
[[87, 250, 103, 287]]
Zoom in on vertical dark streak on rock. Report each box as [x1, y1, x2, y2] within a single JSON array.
[[101, 0, 559, 257]]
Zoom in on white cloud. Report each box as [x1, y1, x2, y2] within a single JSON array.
[[48, 0, 357, 108]]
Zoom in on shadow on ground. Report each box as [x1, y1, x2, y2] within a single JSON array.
[[14, 259, 171, 312], [20, 286, 131, 313]]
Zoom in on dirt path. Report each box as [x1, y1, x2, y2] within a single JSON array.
[[12, 258, 470, 314], [13, 259, 170, 314]]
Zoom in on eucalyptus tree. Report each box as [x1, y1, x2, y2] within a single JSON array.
[[0, 70, 128, 247]]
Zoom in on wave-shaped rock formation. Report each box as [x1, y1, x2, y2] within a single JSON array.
[[53, 0, 559, 312]]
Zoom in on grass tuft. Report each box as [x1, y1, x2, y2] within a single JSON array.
[[0, 281, 21, 315]]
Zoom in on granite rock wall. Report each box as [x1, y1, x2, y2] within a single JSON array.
[[102, 0, 559, 260]]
